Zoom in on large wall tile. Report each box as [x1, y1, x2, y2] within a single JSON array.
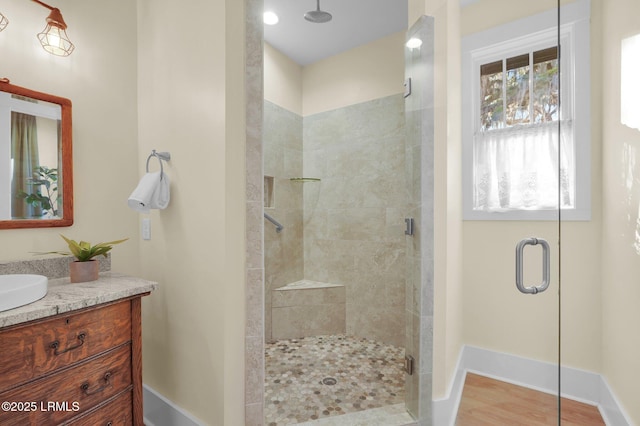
[[264, 101, 304, 342], [266, 94, 407, 347], [303, 94, 407, 346]]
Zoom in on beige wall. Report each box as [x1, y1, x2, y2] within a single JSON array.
[[601, 0, 640, 421], [459, 0, 603, 377], [302, 32, 405, 116], [137, 0, 247, 424], [0, 1, 140, 270], [266, 31, 405, 117], [264, 43, 303, 115], [461, 0, 576, 35], [2, 1, 247, 424], [441, 0, 464, 403], [420, 0, 604, 401]]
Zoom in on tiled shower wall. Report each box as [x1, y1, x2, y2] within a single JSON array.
[[244, 0, 264, 423], [264, 94, 407, 347], [263, 101, 304, 342], [303, 94, 407, 347]]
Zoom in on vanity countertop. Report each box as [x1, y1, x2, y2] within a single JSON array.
[[0, 272, 157, 328]]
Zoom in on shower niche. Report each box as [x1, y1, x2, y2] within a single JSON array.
[[264, 175, 274, 209]]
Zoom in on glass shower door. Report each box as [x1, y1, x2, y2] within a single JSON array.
[[563, 0, 637, 425]]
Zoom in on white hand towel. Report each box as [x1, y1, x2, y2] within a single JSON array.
[[128, 172, 164, 213], [149, 172, 170, 209]]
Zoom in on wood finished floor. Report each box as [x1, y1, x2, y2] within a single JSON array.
[[456, 373, 606, 426]]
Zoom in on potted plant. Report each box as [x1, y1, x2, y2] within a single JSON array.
[[41, 235, 128, 283]]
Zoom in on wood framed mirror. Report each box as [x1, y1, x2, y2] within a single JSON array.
[[0, 79, 73, 229]]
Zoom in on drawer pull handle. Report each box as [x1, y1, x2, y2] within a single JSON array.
[[81, 372, 112, 396], [106, 423, 113, 426], [49, 332, 86, 355]]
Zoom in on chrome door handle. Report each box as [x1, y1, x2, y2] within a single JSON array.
[[515, 237, 550, 294]]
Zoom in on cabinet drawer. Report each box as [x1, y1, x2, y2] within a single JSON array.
[[0, 343, 132, 426], [0, 300, 132, 393], [68, 390, 133, 426]]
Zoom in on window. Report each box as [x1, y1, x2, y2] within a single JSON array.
[[480, 47, 559, 131], [462, 1, 591, 220]]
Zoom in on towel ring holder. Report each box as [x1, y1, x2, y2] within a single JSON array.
[[146, 150, 171, 180]]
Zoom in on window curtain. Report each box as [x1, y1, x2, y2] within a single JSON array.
[[11, 111, 41, 218], [473, 121, 574, 211]]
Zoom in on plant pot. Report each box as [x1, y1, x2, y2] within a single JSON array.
[[69, 260, 99, 283]]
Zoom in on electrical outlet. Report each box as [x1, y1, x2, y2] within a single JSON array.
[[142, 218, 151, 240]]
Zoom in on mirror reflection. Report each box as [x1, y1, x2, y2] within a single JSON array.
[[0, 81, 72, 229], [1, 94, 61, 219]]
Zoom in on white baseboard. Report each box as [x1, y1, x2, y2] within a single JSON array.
[[142, 349, 633, 426], [598, 376, 635, 426], [432, 349, 466, 426], [143, 384, 204, 426], [432, 345, 632, 426]]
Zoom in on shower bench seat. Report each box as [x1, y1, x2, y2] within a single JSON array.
[[271, 280, 345, 340]]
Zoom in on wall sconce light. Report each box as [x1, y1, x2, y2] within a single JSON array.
[[32, 0, 74, 56], [0, 13, 8, 32]]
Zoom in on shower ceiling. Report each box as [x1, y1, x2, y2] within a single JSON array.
[[263, 0, 408, 65]]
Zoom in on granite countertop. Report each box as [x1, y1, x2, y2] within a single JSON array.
[[0, 272, 158, 328]]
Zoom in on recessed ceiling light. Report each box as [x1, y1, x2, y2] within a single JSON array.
[[406, 37, 423, 49], [263, 11, 279, 25]]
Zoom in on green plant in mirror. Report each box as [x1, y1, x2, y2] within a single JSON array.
[[16, 166, 59, 217], [37, 234, 129, 262]]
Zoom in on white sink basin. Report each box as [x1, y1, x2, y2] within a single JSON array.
[[0, 274, 48, 313]]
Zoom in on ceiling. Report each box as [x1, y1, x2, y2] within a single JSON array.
[[263, 0, 408, 66]]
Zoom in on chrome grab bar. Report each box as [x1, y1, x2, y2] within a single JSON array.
[[515, 237, 550, 294], [264, 212, 283, 233]]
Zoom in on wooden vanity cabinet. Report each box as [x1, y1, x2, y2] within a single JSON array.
[[0, 295, 148, 425]]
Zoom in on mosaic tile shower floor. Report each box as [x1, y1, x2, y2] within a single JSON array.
[[265, 334, 406, 425]]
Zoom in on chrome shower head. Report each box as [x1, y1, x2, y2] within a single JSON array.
[[304, 0, 332, 23]]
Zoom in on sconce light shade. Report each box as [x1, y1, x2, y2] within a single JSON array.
[[0, 13, 8, 32], [37, 8, 74, 56]]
